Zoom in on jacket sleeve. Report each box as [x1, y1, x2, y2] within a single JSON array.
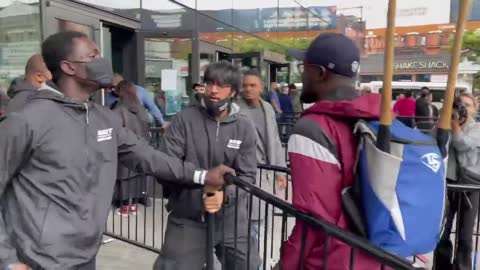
[[452, 122, 480, 153], [137, 86, 165, 125], [268, 105, 287, 169], [226, 121, 257, 201], [116, 127, 204, 185], [0, 114, 33, 267], [281, 116, 343, 270], [159, 113, 185, 159]]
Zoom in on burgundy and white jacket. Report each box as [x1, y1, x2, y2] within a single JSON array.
[[281, 93, 388, 270]]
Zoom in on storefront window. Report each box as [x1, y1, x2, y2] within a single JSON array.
[[416, 74, 432, 82], [144, 38, 192, 117], [0, 0, 41, 93]]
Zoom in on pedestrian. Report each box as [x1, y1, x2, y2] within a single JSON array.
[[415, 86, 435, 131], [190, 82, 205, 106], [278, 83, 294, 122], [289, 83, 302, 114], [435, 93, 480, 270], [236, 69, 287, 247], [153, 61, 261, 270], [111, 80, 151, 217], [280, 33, 387, 270], [267, 81, 282, 119], [106, 73, 168, 128], [393, 90, 416, 128], [0, 31, 232, 270], [6, 54, 52, 114]]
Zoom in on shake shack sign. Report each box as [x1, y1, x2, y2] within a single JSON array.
[[394, 59, 449, 71]]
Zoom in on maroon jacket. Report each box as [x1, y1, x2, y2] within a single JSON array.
[[281, 94, 386, 270]]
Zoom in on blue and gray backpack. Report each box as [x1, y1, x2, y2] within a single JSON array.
[[343, 119, 446, 257]]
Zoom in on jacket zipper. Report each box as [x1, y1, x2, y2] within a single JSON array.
[[84, 103, 89, 145], [215, 121, 220, 141], [84, 103, 89, 125], [202, 121, 221, 223]]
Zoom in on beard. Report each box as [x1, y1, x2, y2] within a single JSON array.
[[300, 88, 318, 103]]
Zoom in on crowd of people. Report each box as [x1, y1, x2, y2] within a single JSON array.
[[0, 30, 480, 270], [391, 86, 440, 131]]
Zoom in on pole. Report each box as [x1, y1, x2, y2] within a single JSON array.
[[376, 0, 396, 153], [437, 0, 471, 157], [206, 213, 215, 270]]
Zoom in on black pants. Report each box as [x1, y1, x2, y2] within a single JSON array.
[[434, 190, 479, 270], [153, 216, 261, 270], [18, 253, 96, 270], [397, 117, 415, 128]]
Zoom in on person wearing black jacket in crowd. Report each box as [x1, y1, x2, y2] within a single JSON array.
[[6, 54, 52, 114], [154, 61, 261, 270], [0, 31, 232, 270], [415, 86, 434, 131], [111, 80, 152, 217]]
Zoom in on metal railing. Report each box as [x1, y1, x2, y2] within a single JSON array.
[[103, 161, 418, 270], [433, 183, 480, 270]]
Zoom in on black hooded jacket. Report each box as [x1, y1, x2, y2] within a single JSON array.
[[0, 86, 203, 269]]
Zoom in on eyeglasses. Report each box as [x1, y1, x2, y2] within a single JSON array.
[[205, 81, 232, 90]]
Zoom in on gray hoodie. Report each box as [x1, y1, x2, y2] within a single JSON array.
[[6, 80, 37, 114], [0, 87, 203, 269], [160, 100, 257, 222]]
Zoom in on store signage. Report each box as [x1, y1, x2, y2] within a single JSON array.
[[394, 60, 449, 70]]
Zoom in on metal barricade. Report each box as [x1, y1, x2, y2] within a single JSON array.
[[103, 128, 166, 254], [433, 183, 480, 270], [205, 171, 418, 270]]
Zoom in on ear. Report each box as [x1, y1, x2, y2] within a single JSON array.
[[60, 61, 76, 76], [231, 90, 237, 99], [318, 66, 328, 81]]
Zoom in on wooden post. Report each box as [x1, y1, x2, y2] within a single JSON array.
[[437, 0, 471, 157], [377, 0, 397, 152], [438, 0, 471, 130]]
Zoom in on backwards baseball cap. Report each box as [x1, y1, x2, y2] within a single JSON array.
[[289, 33, 360, 78]]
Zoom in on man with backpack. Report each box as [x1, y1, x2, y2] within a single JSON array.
[[280, 33, 386, 270]]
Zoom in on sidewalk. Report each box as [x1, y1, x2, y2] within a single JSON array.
[[97, 238, 158, 270]]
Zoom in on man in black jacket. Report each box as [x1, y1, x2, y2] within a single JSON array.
[[0, 31, 232, 270], [154, 61, 261, 270], [415, 86, 435, 131], [6, 54, 52, 114]]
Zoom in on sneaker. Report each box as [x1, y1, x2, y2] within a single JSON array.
[[129, 204, 137, 216], [115, 206, 129, 217]]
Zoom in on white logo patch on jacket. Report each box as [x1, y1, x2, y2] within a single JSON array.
[[227, 139, 242, 149], [98, 128, 113, 142]]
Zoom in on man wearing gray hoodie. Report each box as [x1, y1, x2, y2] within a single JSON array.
[[154, 61, 261, 270], [0, 31, 232, 270]]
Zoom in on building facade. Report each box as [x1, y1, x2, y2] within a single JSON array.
[[360, 0, 480, 90], [0, 0, 343, 116]]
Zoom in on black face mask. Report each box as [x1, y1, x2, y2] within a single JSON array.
[[74, 58, 114, 88], [194, 92, 204, 102], [204, 96, 231, 116]]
